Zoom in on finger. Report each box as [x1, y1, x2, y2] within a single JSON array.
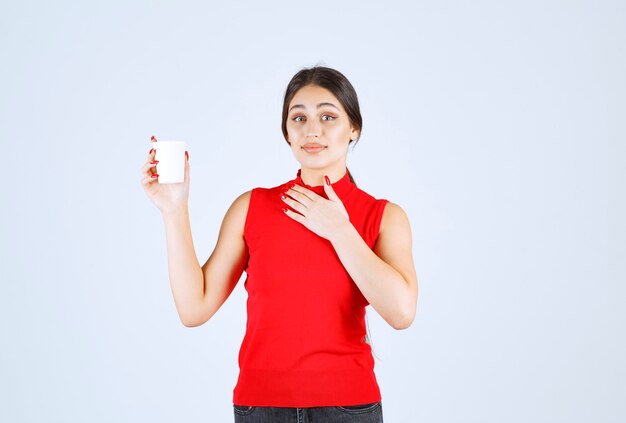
[[293, 184, 320, 197], [323, 181, 339, 200], [283, 207, 305, 223], [184, 154, 190, 182], [147, 135, 157, 159], [141, 160, 159, 175], [281, 195, 306, 214], [285, 188, 314, 206], [141, 173, 159, 187]]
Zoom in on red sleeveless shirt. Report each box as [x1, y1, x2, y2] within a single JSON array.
[[232, 168, 389, 407]]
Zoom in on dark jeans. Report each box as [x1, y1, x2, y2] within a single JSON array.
[[233, 401, 383, 422]]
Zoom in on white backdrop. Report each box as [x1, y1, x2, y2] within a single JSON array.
[[1, 1, 624, 422]]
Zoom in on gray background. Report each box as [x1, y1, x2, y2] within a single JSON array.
[[1, 0, 624, 422]]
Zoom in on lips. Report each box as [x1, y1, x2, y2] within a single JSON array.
[[302, 143, 326, 153], [303, 143, 325, 149]]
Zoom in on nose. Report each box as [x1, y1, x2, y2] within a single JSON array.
[[305, 119, 321, 138]]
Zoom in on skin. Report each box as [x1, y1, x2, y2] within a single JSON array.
[[285, 84, 359, 187], [141, 86, 418, 330], [281, 85, 419, 329]]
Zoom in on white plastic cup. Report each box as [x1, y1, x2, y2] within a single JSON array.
[[152, 141, 186, 183]]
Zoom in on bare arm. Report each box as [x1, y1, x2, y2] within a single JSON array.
[[329, 202, 419, 330], [162, 190, 251, 327]]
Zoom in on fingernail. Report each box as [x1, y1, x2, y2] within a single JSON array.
[[151, 136, 157, 142], [185, 151, 189, 161], [150, 160, 159, 164], [324, 175, 330, 185], [149, 148, 154, 154], [151, 174, 159, 178]]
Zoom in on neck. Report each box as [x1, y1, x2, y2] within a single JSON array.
[[299, 165, 347, 186]]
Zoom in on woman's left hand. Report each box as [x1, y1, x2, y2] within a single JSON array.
[[281, 177, 350, 241]]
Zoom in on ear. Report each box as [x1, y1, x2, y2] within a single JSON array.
[[350, 126, 359, 141]]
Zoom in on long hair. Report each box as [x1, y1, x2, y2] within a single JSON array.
[[281, 65, 380, 357], [281, 65, 363, 186]]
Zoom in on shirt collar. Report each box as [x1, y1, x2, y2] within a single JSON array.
[[292, 168, 355, 199]]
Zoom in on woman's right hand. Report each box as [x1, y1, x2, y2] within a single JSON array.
[[140, 136, 190, 215]]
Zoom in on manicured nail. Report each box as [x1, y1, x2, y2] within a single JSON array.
[[151, 174, 159, 178], [151, 136, 156, 142], [185, 151, 189, 161], [324, 175, 330, 185], [150, 160, 159, 164], [149, 148, 154, 154]]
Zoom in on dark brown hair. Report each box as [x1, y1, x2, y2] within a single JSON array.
[[281, 66, 363, 185], [280, 67, 379, 353]]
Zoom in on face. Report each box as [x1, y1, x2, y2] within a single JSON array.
[[285, 85, 359, 171]]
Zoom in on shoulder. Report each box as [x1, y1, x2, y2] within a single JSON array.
[[381, 201, 406, 217], [225, 190, 253, 222], [216, 190, 253, 239], [379, 201, 411, 236], [233, 189, 253, 207], [230, 177, 293, 211], [374, 201, 413, 261]]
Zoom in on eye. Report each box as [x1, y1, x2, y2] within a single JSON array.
[[291, 114, 336, 123]]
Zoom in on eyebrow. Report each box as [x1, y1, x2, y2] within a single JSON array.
[[289, 102, 339, 112]]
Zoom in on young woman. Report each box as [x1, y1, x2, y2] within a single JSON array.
[[141, 66, 418, 422]]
